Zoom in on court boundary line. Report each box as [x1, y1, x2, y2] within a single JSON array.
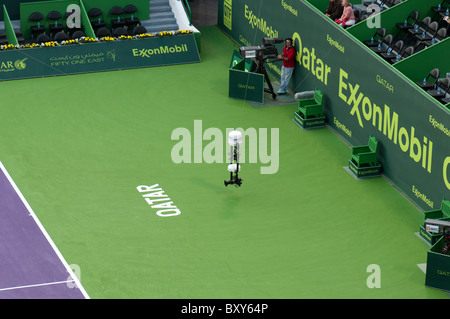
[[0, 161, 90, 299], [0, 280, 75, 292]]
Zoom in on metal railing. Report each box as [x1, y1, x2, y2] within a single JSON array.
[[180, 0, 192, 25]]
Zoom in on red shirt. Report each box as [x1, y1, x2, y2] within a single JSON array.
[[283, 45, 296, 68]]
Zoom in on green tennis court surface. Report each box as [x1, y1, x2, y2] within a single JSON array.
[[0, 26, 447, 298]]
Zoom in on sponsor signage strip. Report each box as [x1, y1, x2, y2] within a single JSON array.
[[0, 34, 200, 81]]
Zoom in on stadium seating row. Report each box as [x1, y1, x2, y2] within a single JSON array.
[[26, 4, 144, 43], [356, 1, 450, 104], [363, 11, 449, 63]]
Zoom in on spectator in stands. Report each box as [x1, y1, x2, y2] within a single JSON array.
[[277, 38, 296, 95], [325, 0, 344, 21], [335, 0, 356, 27]]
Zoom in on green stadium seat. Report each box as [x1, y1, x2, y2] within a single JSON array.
[[351, 135, 379, 167], [297, 89, 324, 119]]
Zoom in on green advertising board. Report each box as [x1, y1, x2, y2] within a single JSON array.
[[0, 34, 200, 81], [425, 236, 450, 292], [228, 50, 264, 103], [218, 0, 450, 212]]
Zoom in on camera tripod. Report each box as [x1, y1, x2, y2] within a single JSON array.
[[256, 58, 277, 100]]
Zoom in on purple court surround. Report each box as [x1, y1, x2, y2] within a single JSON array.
[[0, 162, 89, 299]]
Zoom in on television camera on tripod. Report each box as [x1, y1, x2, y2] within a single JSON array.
[[239, 38, 284, 99]]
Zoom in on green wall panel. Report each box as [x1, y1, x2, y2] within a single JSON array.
[[394, 37, 450, 83], [218, 0, 450, 211]]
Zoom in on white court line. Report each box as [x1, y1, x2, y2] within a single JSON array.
[[0, 161, 90, 299], [0, 280, 75, 292]]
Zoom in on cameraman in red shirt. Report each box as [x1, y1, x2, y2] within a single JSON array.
[[277, 38, 296, 94]]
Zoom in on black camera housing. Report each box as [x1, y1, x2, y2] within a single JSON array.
[[239, 37, 284, 60]]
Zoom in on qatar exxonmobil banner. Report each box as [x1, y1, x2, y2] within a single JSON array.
[[218, 0, 450, 211], [0, 34, 200, 81]]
